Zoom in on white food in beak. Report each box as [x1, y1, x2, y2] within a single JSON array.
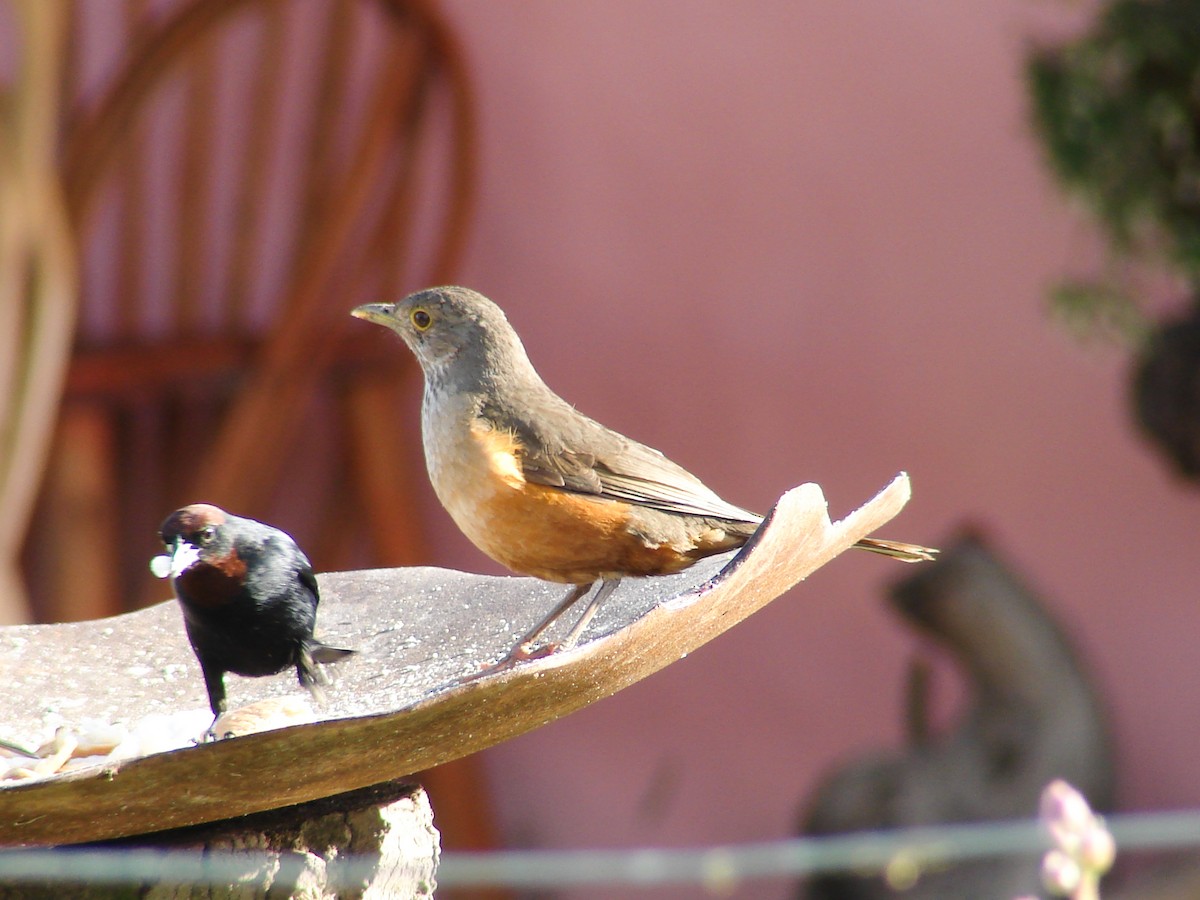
[[149, 540, 202, 579], [149, 555, 172, 578]]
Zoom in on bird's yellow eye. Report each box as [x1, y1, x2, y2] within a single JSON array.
[[411, 308, 432, 331], [198, 526, 217, 545]]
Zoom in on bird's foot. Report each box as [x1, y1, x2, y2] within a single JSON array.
[[454, 640, 564, 684], [510, 639, 562, 662]]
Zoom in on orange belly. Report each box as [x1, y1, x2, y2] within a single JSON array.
[[474, 480, 696, 583], [426, 418, 695, 583]]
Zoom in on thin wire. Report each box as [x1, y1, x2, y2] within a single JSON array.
[[0, 811, 1196, 890], [437, 812, 1200, 888]]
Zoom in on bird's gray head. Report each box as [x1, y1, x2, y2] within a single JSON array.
[[352, 286, 535, 392]]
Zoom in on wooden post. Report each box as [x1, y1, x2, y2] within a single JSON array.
[[0, 781, 439, 899]]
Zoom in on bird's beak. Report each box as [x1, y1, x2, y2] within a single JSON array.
[[149, 538, 202, 579], [351, 303, 396, 326]]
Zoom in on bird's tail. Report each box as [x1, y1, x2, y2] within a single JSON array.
[[298, 642, 356, 703], [310, 643, 356, 665], [853, 537, 938, 563]]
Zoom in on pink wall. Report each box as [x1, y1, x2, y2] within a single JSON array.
[[12, 0, 1188, 893], [400, 0, 1200, 884]]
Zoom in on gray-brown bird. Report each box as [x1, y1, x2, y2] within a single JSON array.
[[353, 286, 935, 664]]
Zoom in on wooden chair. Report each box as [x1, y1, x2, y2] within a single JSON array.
[[27, 0, 474, 620], [22, 0, 499, 867], [0, 2, 76, 627]]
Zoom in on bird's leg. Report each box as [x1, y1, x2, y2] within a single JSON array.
[[200, 665, 227, 742], [559, 579, 620, 650], [296, 646, 329, 706], [510, 581, 593, 660], [463, 580, 619, 682], [507, 578, 622, 662], [464, 583, 593, 681]]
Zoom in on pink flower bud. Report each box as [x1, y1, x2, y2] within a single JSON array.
[[1040, 780, 1094, 851], [1078, 819, 1116, 873], [1041, 848, 1082, 894]]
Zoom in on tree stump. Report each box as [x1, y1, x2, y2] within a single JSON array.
[[801, 534, 1115, 899], [0, 781, 437, 899]]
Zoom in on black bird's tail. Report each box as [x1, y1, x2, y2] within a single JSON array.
[[310, 643, 356, 665], [298, 641, 356, 703]]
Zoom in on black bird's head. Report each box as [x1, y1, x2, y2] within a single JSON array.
[[152, 503, 247, 588]]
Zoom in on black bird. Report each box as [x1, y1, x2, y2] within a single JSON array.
[[151, 504, 354, 736]]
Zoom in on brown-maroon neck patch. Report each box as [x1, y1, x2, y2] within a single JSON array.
[[175, 549, 248, 608]]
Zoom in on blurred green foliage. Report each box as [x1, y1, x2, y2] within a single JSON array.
[[1028, 0, 1200, 339], [1048, 277, 1149, 344], [1030, 0, 1200, 268]]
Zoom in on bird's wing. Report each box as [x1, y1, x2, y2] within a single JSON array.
[[298, 564, 321, 607], [499, 405, 762, 524], [246, 524, 321, 607]]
